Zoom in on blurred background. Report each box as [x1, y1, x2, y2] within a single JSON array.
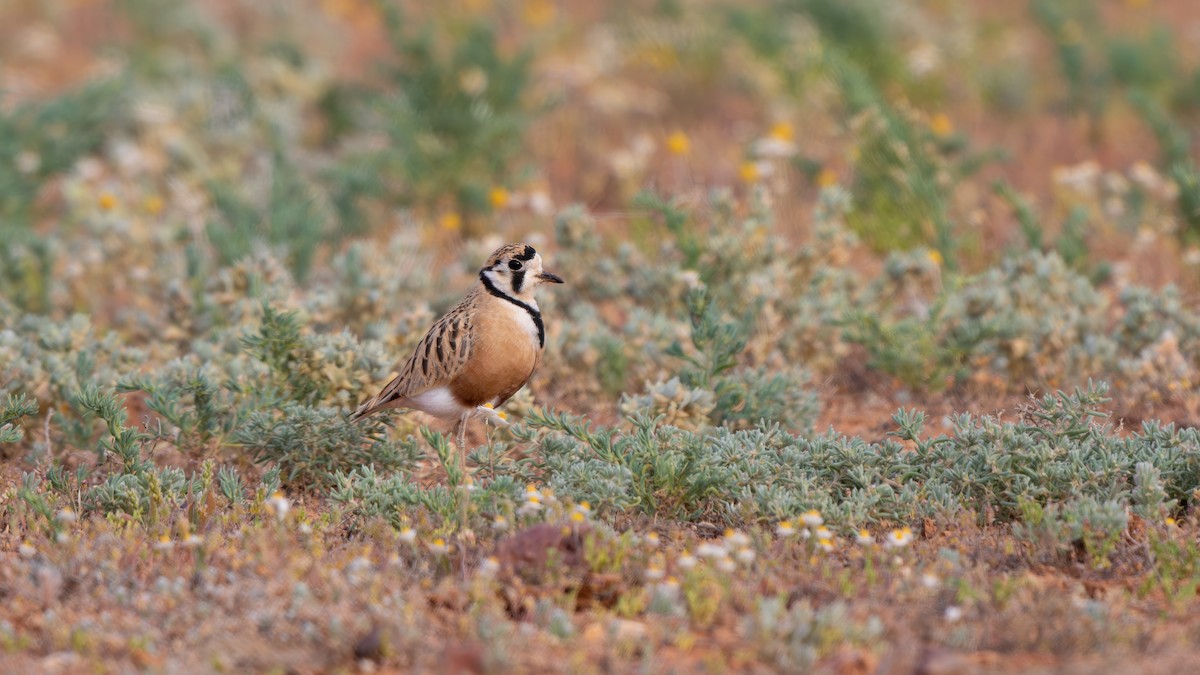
[[4, 0, 1199, 273]]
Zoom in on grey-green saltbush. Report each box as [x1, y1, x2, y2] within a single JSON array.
[[508, 382, 1200, 528]]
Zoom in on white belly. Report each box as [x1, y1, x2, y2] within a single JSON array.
[[404, 386, 469, 420]]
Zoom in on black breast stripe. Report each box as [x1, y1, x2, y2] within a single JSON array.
[[479, 272, 545, 347]]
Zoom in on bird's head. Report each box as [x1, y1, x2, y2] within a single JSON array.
[[479, 243, 563, 300]]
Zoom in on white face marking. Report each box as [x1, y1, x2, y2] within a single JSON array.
[[483, 250, 550, 299], [406, 386, 469, 420]]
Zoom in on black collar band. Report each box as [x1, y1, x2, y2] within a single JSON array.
[[479, 271, 545, 347]]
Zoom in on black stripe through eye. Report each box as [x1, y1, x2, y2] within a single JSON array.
[[515, 245, 536, 261], [511, 270, 525, 293]]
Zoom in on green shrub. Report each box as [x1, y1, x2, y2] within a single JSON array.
[[235, 404, 421, 487]]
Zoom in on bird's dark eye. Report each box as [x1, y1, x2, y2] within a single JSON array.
[[508, 260, 523, 271]]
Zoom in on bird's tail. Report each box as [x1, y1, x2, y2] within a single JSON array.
[[347, 391, 398, 422]]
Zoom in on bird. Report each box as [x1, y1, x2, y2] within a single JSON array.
[[349, 243, 564, 452]]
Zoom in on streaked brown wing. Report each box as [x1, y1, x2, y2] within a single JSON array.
[[349, 298, 475, 420]]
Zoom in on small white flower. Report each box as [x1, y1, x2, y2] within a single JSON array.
[[723, 529, 749, 548], [886, 528, 914, 548], [19, 542, 36, 558], [493, 515, 509, 531], [855, 530, 874, 546], [399, 527, 417, 544], [154, 536, 174, 552], [814, 526, 832, 541], [517, 497, 543, 517], [1052, 161, 1100, 194], [428, 538, 450, 555], [715, 557, 737, 573], [921, 573, 940, 589], [645, 566, 665, 581], [906, 42, 942, 78], [654, 578, 681, 601], [677, 552, 698, 570], [944, 606, 964, 623], [677, 270, 702, 290], [752, 137, 796, 159], [347, 556, 372, 577], [55, 508, 77, 523], [775, 520, 796, 537], [644, 532, 661, 547], [478, 556, 501, 578], [474, 404, 510, 427], [735, 547, 756, 565], [800, 510, 824, 528], [183, 535, 203, 548], [298, 521, 313, 535], [16, 151, 41, 175], [267, 491, 290, 522], [696, 542, 726, 559], [817, 538, 834, 553], [528, 190, 554, 216], [458, 67, 488, 96]]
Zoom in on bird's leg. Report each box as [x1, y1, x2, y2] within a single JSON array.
[[456, 411, 469, 461], [455, 410, 471, 534]]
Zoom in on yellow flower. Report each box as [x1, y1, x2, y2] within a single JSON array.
[[770, 121, 794, 142], [490, 187, 510, 209], [928, 249, 944, 267], [816, 168, 838, 188], [524, 0, 555, 26], [666, 130, 690, 156], [143, 195, 164, 215], [1166, 517, 1177, 527], [930, 113, 953, 137], [98, 192, 117, 211], [1061, 20, 1083, 44], [570, 511, 585, 523], [439, 212, 462, 232], [740, 161, 759, 183]]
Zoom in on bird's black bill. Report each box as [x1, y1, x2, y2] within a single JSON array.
[[537, 271, 565, 284]]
